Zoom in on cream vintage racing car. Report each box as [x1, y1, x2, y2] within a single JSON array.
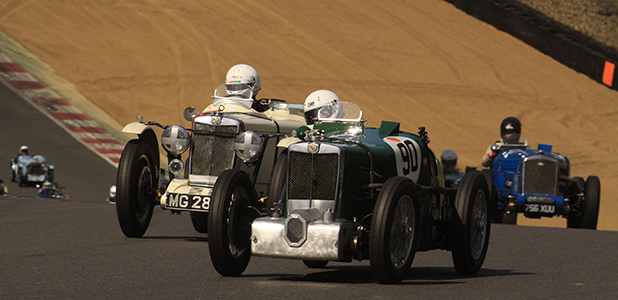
[[115, 83, 306, 237]]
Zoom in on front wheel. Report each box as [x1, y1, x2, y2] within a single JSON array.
[[208, 169, 260, 276], [303, 260, 328, 268], [581, 176, 600, 230], [116, 140, 158, 238], [451, 171, 491, 275], [190, 212, 209, 233], [369, 176, 419, 284]]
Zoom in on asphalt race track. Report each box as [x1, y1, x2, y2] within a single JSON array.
[[1, 80, 617, 299]]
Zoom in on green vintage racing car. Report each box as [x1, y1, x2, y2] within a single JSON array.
[[207, 100, 491, 284]]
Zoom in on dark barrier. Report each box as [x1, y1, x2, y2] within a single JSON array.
[[444, 0, 618, 90]]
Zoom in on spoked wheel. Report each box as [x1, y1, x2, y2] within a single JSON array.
[[209, 169, 260, 276], [303, 260, 328, 268], [369, 176, 419, 284], [581, 176, 600, 230], [190, 212, 209, 233], [451, 171, 491, 275], [116, 140, 158, 238], [266, 150, 287, 216]]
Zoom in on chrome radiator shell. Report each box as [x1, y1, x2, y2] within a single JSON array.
[[188, 116, 241, 185]]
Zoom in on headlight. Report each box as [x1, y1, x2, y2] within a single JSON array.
[[168, 158, 184, 175], [234, 131, 263, 162], [161, 125, 190, 155]]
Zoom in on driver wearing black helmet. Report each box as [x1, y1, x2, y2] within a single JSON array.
[[481, 117, 527, 168]]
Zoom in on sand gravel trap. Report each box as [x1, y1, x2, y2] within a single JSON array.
[[1, 0, 616, 230]]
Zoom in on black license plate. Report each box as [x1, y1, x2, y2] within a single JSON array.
[[524, 203, 556, 215], [166, 193, 210, 212]]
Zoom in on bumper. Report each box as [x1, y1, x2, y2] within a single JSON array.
[[251, 208, 354, 261], [159, 178, 213, 211]]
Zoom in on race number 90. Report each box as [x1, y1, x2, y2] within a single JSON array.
[[384, 137, 422, 182]]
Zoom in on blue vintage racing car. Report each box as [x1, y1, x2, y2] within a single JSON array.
[[11, 154, 55, 187], [487, 142, 600, 229]]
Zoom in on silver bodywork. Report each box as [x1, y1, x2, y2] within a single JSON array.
[[251, 141, 352, 261], [251, 208, 354, 261]]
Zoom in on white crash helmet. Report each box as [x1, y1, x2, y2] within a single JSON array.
[[303, 90, 344, 125], [20, 145, 29, 153], [225, 64, 261, 98]]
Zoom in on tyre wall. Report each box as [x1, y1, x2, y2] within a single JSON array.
[[444, 0, 618, 91]]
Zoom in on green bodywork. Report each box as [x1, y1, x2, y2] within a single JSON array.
[[303, 120, 450, 251]]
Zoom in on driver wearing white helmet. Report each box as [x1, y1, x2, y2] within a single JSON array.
[[303, 89, 344, 125], [221, 64, 270, 112]]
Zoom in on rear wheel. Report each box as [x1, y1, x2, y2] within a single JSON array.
[[567, 177, 585, 229], [451, 171, 491, 275], [581, 176, 600, 230], [116, 140, 158, 238], [369, 176, 419, 284], [190, 212, 209, 233], [208, 169, 260, 276]]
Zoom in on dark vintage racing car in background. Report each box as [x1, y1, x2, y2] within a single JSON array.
[[115, 83, 306, 237], [11, 154, 55, 187], [207, 102, 492, 284], [486, 142, 600, 229]]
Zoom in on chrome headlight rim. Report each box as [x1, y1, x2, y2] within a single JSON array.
[[161, 125, 190, 155], [234, 131, 264, 162], [168, 158, 184, 175]]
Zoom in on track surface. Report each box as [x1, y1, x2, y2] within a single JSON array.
[[2, 81, 617, 298]]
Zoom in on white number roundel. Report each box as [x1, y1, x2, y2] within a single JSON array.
[[383, 137, 422, 182]]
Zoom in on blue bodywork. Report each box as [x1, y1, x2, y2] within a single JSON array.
[[492, 143, 570, 217]]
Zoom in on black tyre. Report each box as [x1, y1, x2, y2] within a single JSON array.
[[116, 140, 158, 238], [303, 260, 328, 268], [502, 211, 518, 225], [18, 172, 26, 187], [369, 176, 419, 284], [47, 169, 54, 183], [190, 212, 208, 233], [582, 176, 600, 230], [208, 169, 260, 276], [11, 169, 16, 182], [451, 171, 490, 275], [266, 150, 287, 216]]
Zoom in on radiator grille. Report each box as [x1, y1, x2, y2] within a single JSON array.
[[522, 158, 558, 195], [28, 164, 45, 176], [190, 123, 237, 177], [288, 151, 339, 200]]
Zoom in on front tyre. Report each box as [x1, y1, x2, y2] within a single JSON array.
[[116, 140, 158, 238], [190, 212, 208, 233], [303, 260, 328, 268], [581, 176, 600, 230], [369, 176, 419, 284], [208, 169, 260, 276], [451, 171, 491, 275]]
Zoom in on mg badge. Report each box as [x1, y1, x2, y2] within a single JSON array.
[[308, 142, 319, 154], [211, 116, 221, 125]]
